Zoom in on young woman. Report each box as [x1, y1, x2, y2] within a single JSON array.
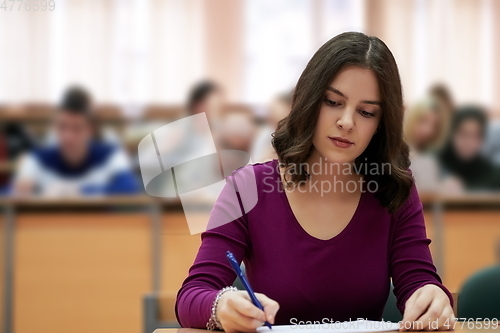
[[175, 32, 454, 332]]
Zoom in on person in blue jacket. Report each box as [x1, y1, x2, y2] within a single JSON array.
[[13, 86, 140, 197]]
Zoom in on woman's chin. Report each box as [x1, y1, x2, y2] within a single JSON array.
[[318, 152, 356, 166]]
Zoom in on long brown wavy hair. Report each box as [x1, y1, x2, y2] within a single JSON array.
[[271, 32, 413, 213]]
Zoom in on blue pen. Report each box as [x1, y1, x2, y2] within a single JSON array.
[[226, 251, 273, 330]]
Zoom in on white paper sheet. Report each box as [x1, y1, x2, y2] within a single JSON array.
[[257, 320, 400, 333]]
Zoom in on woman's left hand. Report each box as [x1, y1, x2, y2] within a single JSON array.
[[400, 284, 456, 331]]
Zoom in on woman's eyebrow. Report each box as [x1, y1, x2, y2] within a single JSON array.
[[327, 86, 381, 106], [361, 100, 382, 106], [327, 86, 346, 98]]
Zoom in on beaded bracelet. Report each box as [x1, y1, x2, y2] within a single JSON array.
[[206, 286, 238, 331]]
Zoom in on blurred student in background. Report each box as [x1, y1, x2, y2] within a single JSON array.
[[13, 86, 139, 197], [187, 80, 226, 131], [403, 97, 449, 192], [185, 79, 256, 154], [0, 118, 34, 161], [484, 117, 500, 166], [429, 84, 455, 118], [218, 110, 256, 152], [251, 91, 292, 162], [151, 80, 246, 202], [44, 92, 122, 148], [183, 80, 228, 154], [0, 116, 34, 192], [404, 98, 448, 153], [437, 105, 500, 193]]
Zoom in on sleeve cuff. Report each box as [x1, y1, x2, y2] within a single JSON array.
[[398, 282, 454, 315]]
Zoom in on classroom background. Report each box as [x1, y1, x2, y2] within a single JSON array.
[[0, 1, 499, 333]]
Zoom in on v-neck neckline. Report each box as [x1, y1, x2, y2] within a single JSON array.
[[274, 159, 366, 246]]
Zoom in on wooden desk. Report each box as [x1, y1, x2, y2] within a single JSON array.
[[420, 192, 500, 292], [0, 196, 154, 206], [420, 193, 500, 206], [154, 322, 499, 333], [0, 196, 204, 333], [0, 197, 163, 333]]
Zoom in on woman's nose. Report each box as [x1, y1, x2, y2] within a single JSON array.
[[337, 109, 355, 131]]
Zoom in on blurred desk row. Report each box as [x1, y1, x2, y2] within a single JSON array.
[[0, 197, 188, 333], [0, 103, 256, 154], [1, 193, 499, 333]]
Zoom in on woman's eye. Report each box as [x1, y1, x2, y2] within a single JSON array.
[[360, 110, 375, 117], [324, 98, 340, 107]]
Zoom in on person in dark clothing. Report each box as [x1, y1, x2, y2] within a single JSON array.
[[0, 122, 34, 160], [438, 105, 500, 192], [0, 122, 34, 190]]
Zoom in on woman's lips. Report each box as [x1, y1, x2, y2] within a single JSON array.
[[329, 136, 354, 148]]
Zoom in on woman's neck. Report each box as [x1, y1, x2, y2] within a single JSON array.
[[297, 152, 363, 197]]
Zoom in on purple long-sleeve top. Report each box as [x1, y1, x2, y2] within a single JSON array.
[[175, 159, 453, 328]]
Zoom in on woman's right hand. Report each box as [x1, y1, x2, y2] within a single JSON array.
[[216, 290, 280, 333]]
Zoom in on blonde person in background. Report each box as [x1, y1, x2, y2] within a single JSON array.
[[251, 92, 292, 163], [403, 97, 450, 193]]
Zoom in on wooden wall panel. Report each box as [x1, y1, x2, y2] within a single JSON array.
[[441, 211, 500, 292], [424, 210, 500, 293], [9, 208, 500, 333], [160, 212, 203, 322], [13, 213, 151, 333]]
